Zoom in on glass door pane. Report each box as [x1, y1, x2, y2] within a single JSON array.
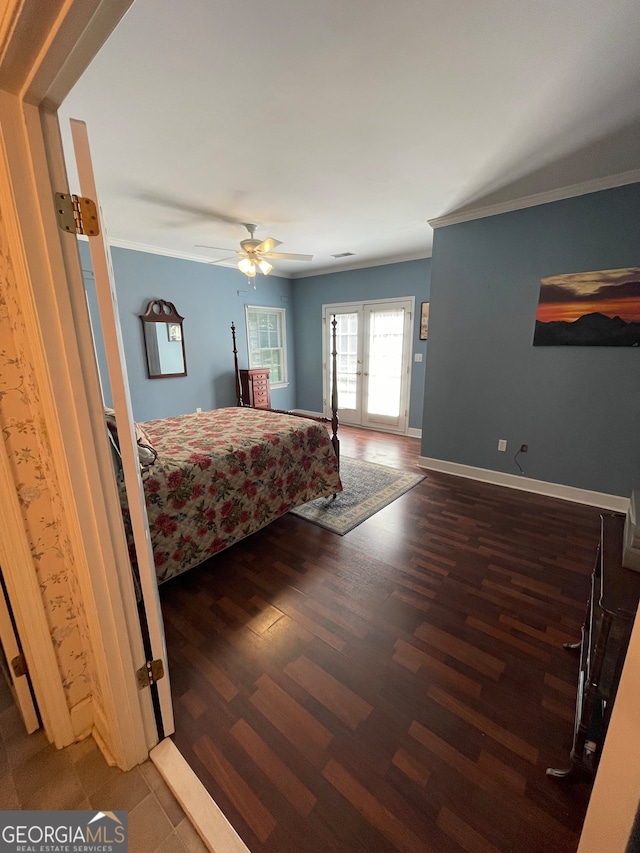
[[366, 309, 404, 417], [335, 312, 359, 410], [327, 309, 362, 424]]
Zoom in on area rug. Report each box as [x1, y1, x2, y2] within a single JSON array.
[[290, 456, 425, 535]]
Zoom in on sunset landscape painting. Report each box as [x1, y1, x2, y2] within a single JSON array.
[[533, 267, 640, 346]]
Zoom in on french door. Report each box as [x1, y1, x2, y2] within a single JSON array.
[[324, 298, 413, 434]]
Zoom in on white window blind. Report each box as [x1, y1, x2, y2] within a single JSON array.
[[245, 305, 288, 386]]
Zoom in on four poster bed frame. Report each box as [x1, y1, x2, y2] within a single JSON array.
[[109, 317, 343, 586], [231, 315, 340, 471]]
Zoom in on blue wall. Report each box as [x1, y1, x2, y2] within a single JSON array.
[[291, 259, 431, 430], [421, 182, 640, 497], [80, 242, 296, 422]]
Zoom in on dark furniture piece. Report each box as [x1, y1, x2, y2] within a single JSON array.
[[547, 513, 640, 782], [239, 368, 271, 409]]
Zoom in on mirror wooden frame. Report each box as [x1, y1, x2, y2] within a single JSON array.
[[140, 299, 187, 379]]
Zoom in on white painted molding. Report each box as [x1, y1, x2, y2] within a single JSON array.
[[108, 238, 432, 281], [293, 250, 431, 280], [291, 408, 325, 419], [152, 739, 250, 853], [428, 169, 640, 229], [109, 238, 294, 278], [92, 702, 118, 768], [21, 101, 153, 767], [70, 696, 94, 740], [0, 105, 75, 750], [109, 238, 241, 267], [69, 117, 174, 750], [418, 456, 629, 512], [296, 410, 422, 438]]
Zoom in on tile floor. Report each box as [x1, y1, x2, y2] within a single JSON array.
[[0, 671, 207, 852]]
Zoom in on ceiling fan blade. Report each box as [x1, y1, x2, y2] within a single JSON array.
[[138, 192, 243, 225], [194, 244, 237, 252], [209, 256, 239, 265], [264, 252, 313, 261], [255, 237, 282, 254]]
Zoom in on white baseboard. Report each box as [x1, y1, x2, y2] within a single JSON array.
[[70, 696, 93, 741], [291, 409, 324, 418], [293, 414, 422, 440], [151, 738, 249, 853], [90, 700, 118, 767], [418, 456, 629, 512]]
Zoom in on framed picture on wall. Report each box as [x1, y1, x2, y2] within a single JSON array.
[[419, 302, 430, 340], [167, 322, 182, 342], [533, 266, 640, 346]]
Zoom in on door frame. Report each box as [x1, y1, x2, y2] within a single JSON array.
[[322, 296, 415, 435], [0, 437, 72, 744], [69, 117, 173, 737], [0, 0, 154, 767]]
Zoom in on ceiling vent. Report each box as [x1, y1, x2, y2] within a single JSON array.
[[331, 252, 355, 259]]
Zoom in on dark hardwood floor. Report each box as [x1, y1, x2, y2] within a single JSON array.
[[160, 426, 598, 852]]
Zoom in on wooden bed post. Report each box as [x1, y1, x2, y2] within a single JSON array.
[[231, 321, 242, 406], [330, 314, 340, 465]]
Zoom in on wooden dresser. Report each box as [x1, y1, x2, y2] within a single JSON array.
[[240, 368, 271, 409]]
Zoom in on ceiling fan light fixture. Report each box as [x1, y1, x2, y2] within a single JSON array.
[[238, 257, 255, 276], [257, 259, 273, 275]]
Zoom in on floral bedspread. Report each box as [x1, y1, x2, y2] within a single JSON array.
[[131, 407, 341, 583]]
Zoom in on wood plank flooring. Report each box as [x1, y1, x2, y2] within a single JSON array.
[[160, 426, 598, 852]]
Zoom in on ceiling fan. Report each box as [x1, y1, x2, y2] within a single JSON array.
[[196, 223, 313, 277]]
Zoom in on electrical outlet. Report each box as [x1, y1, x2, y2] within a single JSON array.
[[520, 444, 528, 453], [498, 439, 507, 452], [196, 407, 202, 414]]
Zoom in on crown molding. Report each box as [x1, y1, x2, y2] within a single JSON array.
[[107, 239, 431, 280], [291, 250, 431, 280], [108, 238, 238, 267], [107, 238, 294, 278], [428, 169, 640, 230]]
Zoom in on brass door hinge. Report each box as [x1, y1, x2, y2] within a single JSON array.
[[10, 653, 28, 678], [55, 192, 100, 236], [136, 659, 165, 690]]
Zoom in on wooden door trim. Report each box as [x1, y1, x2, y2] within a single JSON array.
[[0, 0, 151, 767], [0, 434, 73, 746]]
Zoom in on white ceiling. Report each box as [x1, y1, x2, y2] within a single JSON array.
[[59, 0, 640, 278]]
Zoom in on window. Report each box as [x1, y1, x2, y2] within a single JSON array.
[[245, 305, 288, 386]]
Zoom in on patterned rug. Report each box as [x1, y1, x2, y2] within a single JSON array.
[[289, 456, 425, 535]]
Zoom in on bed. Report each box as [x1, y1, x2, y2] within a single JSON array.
[[111, 315, 342, 584], [115, 406, 341, 584]]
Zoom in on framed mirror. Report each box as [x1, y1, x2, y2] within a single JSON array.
[[140, 299, 187, 378]]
